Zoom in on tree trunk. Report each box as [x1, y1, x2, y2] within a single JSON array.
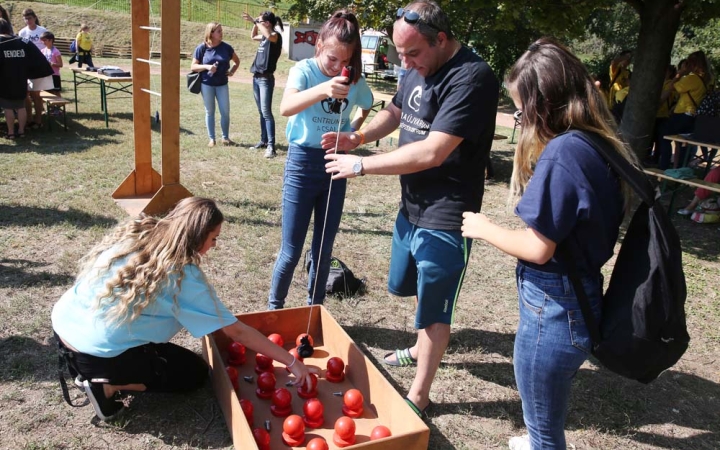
[[620, 0, 683, 158]]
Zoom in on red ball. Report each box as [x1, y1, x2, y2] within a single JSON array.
[[272, 388, 293, 408], [334, 416, 356, 440], [257, 371, 276, 390], [252, 427, 270, 446], [240, 398, 254, 417], [327, 356, 345, 374], [303, 397, 324, 418], [268, 333, 284, 347], [370, 425, 392, 440], [283, 414, 305, 437], [225, 366, 238, 389], [255, 353, 273, 368], [226, 366, 238, 382], [296, 332, 314, 347], [343, 388, 364, 410], [228, 341, 246, 356], [307, 437, 329, 450], [289, 347, 303, 362], [299, 373, 318, 391]]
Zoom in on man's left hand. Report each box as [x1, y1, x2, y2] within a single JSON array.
[[325, 154, 358, 180], [321, 131, 361, 153]]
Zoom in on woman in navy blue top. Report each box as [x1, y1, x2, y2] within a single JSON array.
[[462, 38, 639, 450], [191, 22, 240, 147]]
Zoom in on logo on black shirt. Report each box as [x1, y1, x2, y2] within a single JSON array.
[[408, 86, 422, 112]]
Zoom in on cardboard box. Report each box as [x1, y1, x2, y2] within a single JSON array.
[[202, 305, 430, 449]]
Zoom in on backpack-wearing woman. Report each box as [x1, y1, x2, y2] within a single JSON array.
[[462, 38, 639, 450]]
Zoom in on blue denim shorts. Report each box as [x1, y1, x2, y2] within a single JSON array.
[[388, 212, 472, 328]]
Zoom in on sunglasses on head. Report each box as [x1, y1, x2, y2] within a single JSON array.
[[396, 7, 442, 33]]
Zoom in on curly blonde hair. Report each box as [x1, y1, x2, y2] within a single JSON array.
[[505, 37, 639, 211], [78, 197, 224, 325]]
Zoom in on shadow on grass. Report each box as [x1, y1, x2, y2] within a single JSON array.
[[346, 325, 515, 358], [0, 204, 117, 228], [0, 258, 74, 288], [112, 387, 232, 449], [569, 366, 720, 449], [0, 336, 57, 382], [346, 325, 720, 449], [0, 115, 125, 154], [0, 336, 231, 448], [486, 147, 515, 186]]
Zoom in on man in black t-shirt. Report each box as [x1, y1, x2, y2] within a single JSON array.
[[323, 0, 498, 418], [0, 18, 53, 138], [243, 11, 284, 158]]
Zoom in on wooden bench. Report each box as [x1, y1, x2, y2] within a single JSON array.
[[39, 91, 72, 131], [643, 167, 720, 212]]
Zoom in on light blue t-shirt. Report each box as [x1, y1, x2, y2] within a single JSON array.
[[285, 58, 374, 147], [51, 247, 238, 357]]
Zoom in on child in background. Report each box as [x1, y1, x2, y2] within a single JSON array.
[[267, 9, 373, 310], [40, 31, 63, 94], [75, 24, 94, 68]]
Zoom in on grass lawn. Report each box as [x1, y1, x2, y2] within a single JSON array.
[[1, 3, 719, 450]]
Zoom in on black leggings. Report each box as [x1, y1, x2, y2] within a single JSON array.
[[56, 333, 209, 393]]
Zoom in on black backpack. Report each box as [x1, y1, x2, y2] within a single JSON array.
[[304, 250, 366, 298], [560, 130, 689, 384]]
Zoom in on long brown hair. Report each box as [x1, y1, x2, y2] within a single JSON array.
[[315, 9, 362, 84], [506, 37, 638, 210], [79, 197, 224, 325]]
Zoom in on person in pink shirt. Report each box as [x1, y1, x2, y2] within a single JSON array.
[[40, 31, 63, 95]]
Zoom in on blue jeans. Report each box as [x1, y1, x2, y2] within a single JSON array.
[[201, 82, 230, 141], [514, 263, 602, 450], [77, 51, 93, 68], [268, 145, 347, 309], [253, 75, 276, 145]]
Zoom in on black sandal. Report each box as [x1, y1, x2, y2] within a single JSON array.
[[405, 397, 432, 420]]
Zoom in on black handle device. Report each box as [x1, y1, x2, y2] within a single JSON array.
[[330, 66, 355, 114]]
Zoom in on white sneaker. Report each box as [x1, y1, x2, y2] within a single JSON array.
[[509, 434, 531, 450]]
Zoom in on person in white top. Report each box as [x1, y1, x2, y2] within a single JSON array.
[[18, 8, 47, 129]]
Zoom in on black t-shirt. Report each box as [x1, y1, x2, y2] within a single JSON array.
[[391, 46, 499, 230], [0, 35, 53, 100], [250, 33, 283, 75]]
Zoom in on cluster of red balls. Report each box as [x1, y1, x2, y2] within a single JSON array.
[[225, 332, 393, 448]]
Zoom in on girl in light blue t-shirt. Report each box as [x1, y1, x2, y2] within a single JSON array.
[[267, 9, 373, 310], [52, 197, 313, 421]]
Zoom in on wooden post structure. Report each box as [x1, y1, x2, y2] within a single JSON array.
[[112, 0, 191, 217]]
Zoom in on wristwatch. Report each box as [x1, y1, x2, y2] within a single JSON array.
[[352, 157, 364, 176]]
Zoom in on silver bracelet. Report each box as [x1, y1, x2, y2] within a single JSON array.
[[286, 355, 296, 369]]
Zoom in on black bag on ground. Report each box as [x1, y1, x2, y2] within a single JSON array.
[[559, 130, 689, 384], [304, 250, 366, 298]]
